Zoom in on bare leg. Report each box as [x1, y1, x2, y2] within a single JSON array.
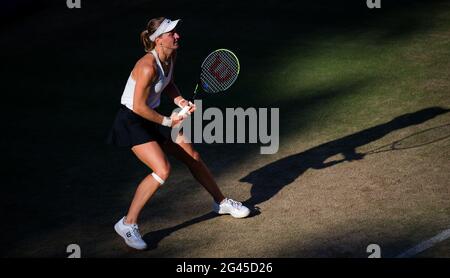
[[162, 135, 225, 203], [126, 141, 171, 224]]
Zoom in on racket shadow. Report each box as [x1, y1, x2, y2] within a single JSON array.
[[240, 106, 449, 208], [364, 123, 450, 155]]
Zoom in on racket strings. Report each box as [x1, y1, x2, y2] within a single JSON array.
[[201, 53, 229, 91], [200, 51, 239, 93]]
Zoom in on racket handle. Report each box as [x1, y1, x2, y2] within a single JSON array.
[[178, 105, 190, 117]]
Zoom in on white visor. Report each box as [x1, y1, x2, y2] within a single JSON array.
[[149, 18, 181, 42]]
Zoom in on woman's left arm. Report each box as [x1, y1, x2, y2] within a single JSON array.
[[164, 52, 196, 113], [164, 51, 185, 106], [165, 81, 196, 115], [164, 81, 185, 106]]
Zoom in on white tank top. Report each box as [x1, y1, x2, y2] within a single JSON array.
[[120, 49, 174, 110]]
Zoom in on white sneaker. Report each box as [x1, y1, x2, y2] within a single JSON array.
[[213, 198, 250, 218], [114, 217, 147, 250]]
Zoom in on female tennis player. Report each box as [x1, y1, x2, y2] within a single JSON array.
[[107, 17, 250, 250]]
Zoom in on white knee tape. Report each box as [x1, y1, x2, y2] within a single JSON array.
[[151, 172, 165, 185]]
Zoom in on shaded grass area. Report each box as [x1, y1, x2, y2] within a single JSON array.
[[1, 0, 449, 256]]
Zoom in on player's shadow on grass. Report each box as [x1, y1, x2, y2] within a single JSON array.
[[142, 210, 262, 251], [240, 106, 449, 208], [142, 212, 218, 250], [140, 106, 448, 251]]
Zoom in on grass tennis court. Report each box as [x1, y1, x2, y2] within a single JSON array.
[[1, 0, 449, 257]]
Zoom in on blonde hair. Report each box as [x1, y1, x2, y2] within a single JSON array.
[[140, 17, 165, 52]]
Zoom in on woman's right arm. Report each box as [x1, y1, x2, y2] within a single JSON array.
[[132, 63, 182, 127]]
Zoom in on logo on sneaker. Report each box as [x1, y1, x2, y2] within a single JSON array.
[[126, 231, 132, 238]]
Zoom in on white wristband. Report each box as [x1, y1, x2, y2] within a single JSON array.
[[161, 116, 172, 127]]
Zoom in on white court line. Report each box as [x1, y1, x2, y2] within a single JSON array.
[[395, 228, 450, 258]]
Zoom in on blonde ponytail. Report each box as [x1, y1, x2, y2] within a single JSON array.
[[140, 17, 165, 52]]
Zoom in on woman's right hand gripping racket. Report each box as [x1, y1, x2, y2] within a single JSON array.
[[178, 49, 240, 117]]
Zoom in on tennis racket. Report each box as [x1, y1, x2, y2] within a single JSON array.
[[178, 49, 240, 116]]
